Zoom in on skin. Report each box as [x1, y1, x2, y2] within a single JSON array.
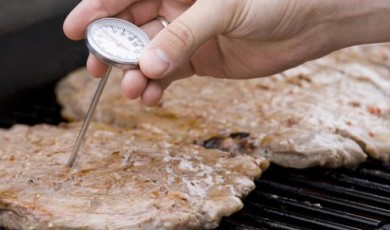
[[63, 0, 390, 106]]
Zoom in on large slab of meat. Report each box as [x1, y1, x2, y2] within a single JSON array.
[[0, 123, 268, 229], [56, 44, 390, 168]]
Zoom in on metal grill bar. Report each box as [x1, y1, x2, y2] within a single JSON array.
[[254, 191, 379, 227], [273, 175, 390, 209], [256, 180, 390, 220], [245, 201, 360, 230], [219, 212, 303, 230], [331, 172, 390, 196], [219, 162, 390, 229], [349, 167, 390, 184]]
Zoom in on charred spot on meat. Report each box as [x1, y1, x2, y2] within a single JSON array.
[[200, 132, 257, 155]]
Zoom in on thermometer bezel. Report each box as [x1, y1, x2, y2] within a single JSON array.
[[85, 17, 150, 68]]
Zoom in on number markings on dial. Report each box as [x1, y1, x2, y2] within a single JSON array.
[[86, 18, 150, 66]]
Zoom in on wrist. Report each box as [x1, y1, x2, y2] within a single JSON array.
[[318, 0, 390, 49], [291, 0, 390, 63]]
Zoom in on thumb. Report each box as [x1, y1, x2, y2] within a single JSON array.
[[140, 1, 225, 79]]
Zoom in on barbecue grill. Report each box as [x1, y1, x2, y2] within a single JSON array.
[[1, 3, 389, 230], [1, 81, 389, 230]]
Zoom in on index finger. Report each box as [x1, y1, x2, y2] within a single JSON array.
[[63, 0, 139, 40]]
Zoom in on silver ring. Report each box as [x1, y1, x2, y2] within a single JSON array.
[[156, 16, 170, 28]]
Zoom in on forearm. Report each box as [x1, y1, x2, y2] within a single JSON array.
[[319, 0, 390, 49]]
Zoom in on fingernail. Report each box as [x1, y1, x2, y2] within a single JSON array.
[[145, 47, 171, 75]]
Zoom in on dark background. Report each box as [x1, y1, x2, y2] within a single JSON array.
[[0, 0, 88, 104]]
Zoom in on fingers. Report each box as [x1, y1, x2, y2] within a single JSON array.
[[63, 0, 160, 40], [121, 15, 199, 106], [141, 19, 167, 39], [64, 0, 223, 106], [121, 70, 149, 99], [140, 0, 226, 79], [122, 62, 193, 106], [64, 0, 134, 40], [86, 55, 109, 78], [141, 80, 166, 106], [115, 0, 160, 25], [121, 70, 167, 106]]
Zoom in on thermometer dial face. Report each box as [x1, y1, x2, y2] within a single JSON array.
[[86, 18, 150, 67]]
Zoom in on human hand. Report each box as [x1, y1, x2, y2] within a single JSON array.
[[64, 0, 390, 106]]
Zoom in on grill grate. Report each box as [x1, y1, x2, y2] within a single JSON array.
[[218, 162, 390, 230], [0, 80, 389, 230]]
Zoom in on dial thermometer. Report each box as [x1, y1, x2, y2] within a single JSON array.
[[67, 18, 150, 167]]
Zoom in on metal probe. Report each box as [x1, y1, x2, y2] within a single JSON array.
[[67, 66, 112, 167], [66, 17, 168, 167]]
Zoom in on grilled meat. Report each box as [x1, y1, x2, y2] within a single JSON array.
[[0, 123, 268, 229], [56, 44, 390, 167]]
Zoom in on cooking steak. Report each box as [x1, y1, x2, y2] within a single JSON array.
[[56, 44, 390, 168], [0, 123, 268, 229]]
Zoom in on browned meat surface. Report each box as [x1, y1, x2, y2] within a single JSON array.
[[56, 44, 390, 168], [0, 123, 268, 230]]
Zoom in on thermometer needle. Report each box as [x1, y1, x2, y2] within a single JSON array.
[[67, 66, 113, 167]]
